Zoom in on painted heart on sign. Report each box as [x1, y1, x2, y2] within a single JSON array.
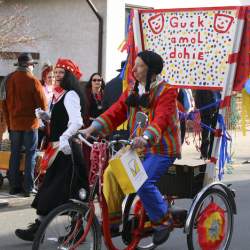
[[214, 13, 234, 33], [148, 13, 164, 35]]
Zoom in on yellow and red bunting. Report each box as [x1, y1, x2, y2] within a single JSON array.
[[117, 10, 137, 96], [241, 88, 250, 136], [197, 202, 225, 250], [118, 39, 127, 53]]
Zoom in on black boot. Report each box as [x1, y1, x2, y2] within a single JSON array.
[[9, 187, 22, 195], [15, 219, 41, 241], [153, 225, 172, 245], [152, 213, 173, 246]]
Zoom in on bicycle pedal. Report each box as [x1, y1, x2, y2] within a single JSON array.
[[168, 207, 187, 224], [101, 226, 121, 238], [111, 230, 121, 238]]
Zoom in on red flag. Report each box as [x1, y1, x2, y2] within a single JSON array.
[[233, 7, 250, 92], [124, 9, 138, 87]]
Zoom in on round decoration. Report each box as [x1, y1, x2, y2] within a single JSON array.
[[197, 202, 225, 250]]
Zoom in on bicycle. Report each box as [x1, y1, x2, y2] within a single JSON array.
[[32, 133, 236, 250]]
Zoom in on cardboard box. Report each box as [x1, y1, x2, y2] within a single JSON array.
[[0, 151, 25, 171]]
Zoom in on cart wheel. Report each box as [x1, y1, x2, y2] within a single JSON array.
[[0, 173, 4, 188], [187, 188, 233, 250]]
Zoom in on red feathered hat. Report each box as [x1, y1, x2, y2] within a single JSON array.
[[55, 58, 82, 80]]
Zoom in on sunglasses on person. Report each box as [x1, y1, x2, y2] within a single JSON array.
[[92, 79, 102, 82]]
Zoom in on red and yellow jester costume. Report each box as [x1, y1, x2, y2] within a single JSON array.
[[91, 78, 181, 225]]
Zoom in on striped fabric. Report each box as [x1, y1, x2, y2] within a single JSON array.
[[92, 81, 181, 158]]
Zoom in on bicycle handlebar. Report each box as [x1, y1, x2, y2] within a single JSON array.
[[77, 133, 94, 148], [77, 131, 131, 149]]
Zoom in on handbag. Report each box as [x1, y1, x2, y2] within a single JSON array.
[[109, 146, 148, 194]]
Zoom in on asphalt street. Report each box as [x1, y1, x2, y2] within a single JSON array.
[[0, 130, 249, 250]]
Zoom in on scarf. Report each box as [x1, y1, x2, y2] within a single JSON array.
[[16, 66, 33, 73], [93, 92, 103, 102], [52, 86, 66, 104]]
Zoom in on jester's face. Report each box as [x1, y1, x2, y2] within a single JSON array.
[[148, 14, 165, 35], [214, 14, 234, 33]]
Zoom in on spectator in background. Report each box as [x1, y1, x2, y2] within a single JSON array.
[[103, 61, 129, 139], [2, 53, 47, 196], [177, 88, 195, 144], [0, 101, 7, 144], [103, 61, 126, 111], [84, 73, 105, 125], [37, 63, 55, 149], [194, 90, 221, 159], [41, 63, 54, 107]]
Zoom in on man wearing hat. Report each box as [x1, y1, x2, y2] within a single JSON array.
[[2, 52, 47, 196], [81, 50, 181, 245]]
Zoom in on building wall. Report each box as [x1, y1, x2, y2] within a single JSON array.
[[1, 0, 229, 82], [0, 0, 107, 81]]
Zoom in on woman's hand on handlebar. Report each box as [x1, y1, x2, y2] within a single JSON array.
[[79, 126, 96, 138]]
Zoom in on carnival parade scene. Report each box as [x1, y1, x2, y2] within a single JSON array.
[[0, 0, 250, 250]]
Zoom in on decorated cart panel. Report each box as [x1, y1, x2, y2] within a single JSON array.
[[139, 7, 244, 90]]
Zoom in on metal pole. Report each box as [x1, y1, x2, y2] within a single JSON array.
[[85, 0, 103, 74]]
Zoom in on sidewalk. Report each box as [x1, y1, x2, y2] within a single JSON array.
[[0, 131, 34, 208], [0, 130, 249, 209], [0, 180, 34, 208], [176, 129, 249, 165]]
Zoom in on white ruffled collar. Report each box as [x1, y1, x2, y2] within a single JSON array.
[[138, 75, 162, 96]]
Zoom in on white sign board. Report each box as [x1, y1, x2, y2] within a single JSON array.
[[139, 7, 244, 89]]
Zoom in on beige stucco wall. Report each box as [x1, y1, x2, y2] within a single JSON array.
[[0, 0, 182, 82], [0, 0, 107, 82]]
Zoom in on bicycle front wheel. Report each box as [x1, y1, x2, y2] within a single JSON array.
[[32, 202, 101, 250]]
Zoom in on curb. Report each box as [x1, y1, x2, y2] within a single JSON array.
[[0, 195, 33, 209], [8, 196, 33, 207], [0, 199, 9, 208]]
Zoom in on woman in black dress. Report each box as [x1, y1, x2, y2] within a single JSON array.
[[15, 58, 89, 242]]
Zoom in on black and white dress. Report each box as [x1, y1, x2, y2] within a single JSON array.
[[32, 90, 88, 216]]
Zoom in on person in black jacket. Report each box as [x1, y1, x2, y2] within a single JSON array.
[[102, 61, 125, 111], [194, 90, 221, 159], [84, 73, 105, 125], [102, 61, 129, 140]]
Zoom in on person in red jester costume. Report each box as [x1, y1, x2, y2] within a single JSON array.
[[82, 50, 181, 245]]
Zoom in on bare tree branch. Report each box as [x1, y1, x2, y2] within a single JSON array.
[[0, 2, 45, 50]]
